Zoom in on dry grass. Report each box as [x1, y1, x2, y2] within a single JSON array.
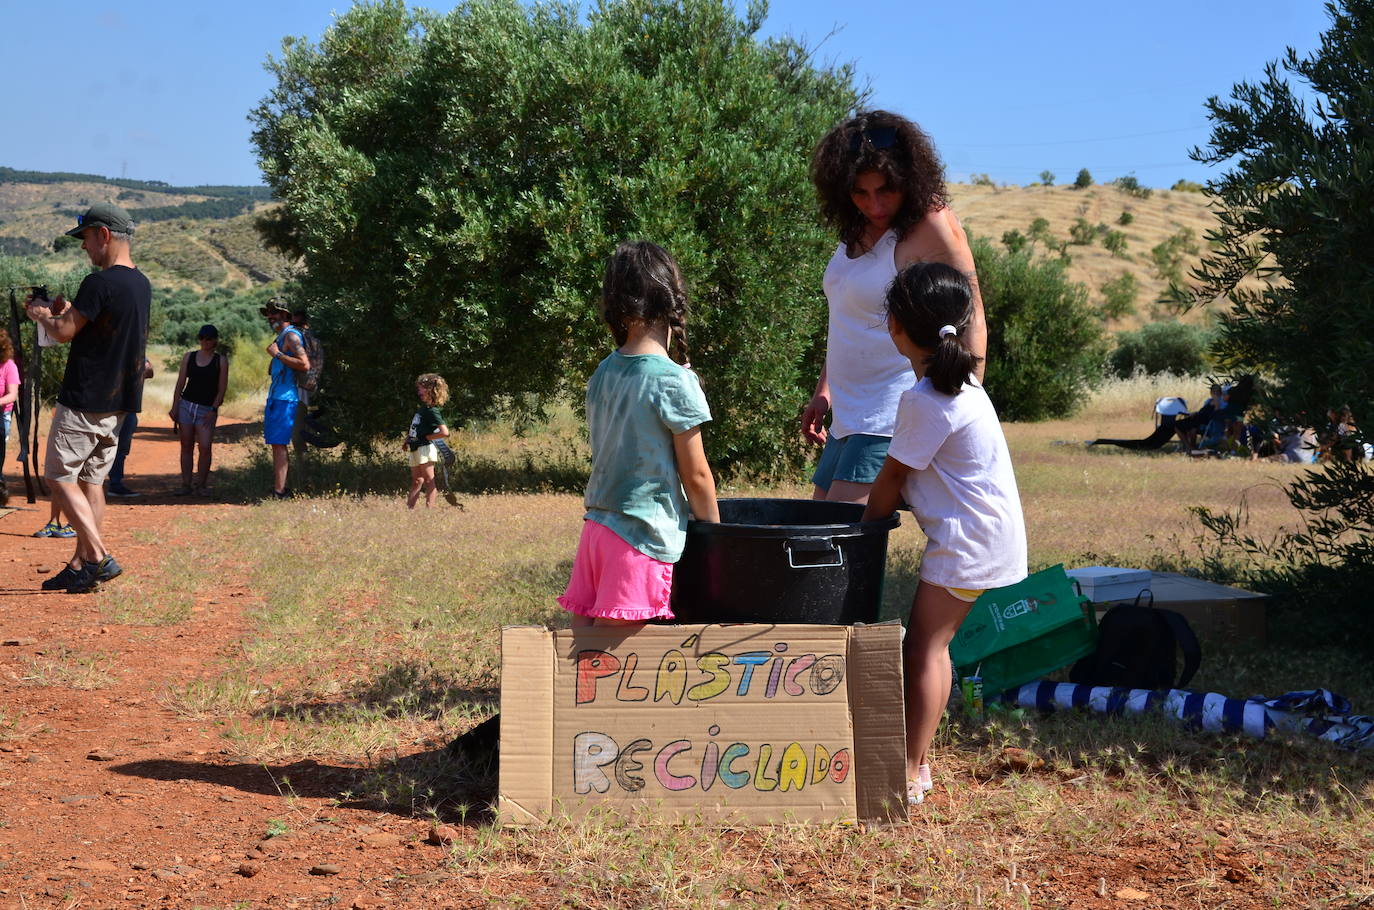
[[948, 182, 1257, 330], [116, 380, 1373, 907]]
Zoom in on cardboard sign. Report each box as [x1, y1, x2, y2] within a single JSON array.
[[498, 623, 906, 825]]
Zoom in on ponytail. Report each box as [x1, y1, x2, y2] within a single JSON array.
[[926, 332, 979, 396]]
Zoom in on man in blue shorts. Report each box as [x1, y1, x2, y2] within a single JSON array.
[[260, 299, 310, 498]]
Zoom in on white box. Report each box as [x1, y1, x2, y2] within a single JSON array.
[[1066, 566, 1152, 604]]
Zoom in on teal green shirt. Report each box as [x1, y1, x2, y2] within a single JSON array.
[[584, 352, 712, 562]]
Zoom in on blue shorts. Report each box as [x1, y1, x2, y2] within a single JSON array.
[[264, 399, 298, 445], [811, 433, 891, 490]]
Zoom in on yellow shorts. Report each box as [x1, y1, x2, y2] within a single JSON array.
[[944, 586, 984, 603], [408, 443, 439, 467]]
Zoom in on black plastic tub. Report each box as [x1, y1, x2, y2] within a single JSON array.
[[669, 498, 901, 625]]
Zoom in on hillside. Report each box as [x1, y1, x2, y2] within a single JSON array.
[[2, 168, 1238, 328], [948, 181, 1240, 330], [0, 169, 296, 294]]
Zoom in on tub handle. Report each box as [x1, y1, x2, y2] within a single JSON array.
[[784, 537, 844, 569]]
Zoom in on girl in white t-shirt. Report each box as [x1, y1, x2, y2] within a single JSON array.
[[862, 262, 1027, 805]]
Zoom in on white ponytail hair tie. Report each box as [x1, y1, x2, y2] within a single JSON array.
[[938, 324, 958, 339]]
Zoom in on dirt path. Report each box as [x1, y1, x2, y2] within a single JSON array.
[[0, 416, 468, 910]]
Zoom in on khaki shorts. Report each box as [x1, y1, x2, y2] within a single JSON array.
[[44, 404, 126, 485]]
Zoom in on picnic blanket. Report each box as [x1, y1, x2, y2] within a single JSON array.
[[1003, 682, 1374, 751]]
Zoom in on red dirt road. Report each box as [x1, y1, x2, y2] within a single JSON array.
[[0, 416, 473, 909]]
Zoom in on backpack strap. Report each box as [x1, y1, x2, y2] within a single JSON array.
[[1156, 608, 1202, 687]]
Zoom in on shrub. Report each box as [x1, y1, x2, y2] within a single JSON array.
[[1108, 321, 1213, 377], [1000, 229, 1027, 254], [1150, 227, 1200, 284], [1098, 271, 1139, 319], [1038, 170, 1055, 187], [1170, 178, 1204, 192], [1068, 218, 1096, 246], [1073, 168, 1093, 189], [969, 232, 1108, 420], [1112, 175, 1153, 199], [1117, 210, 1134, 226], [1102, 230, 1129, 257], [970, 173, 996, 187]]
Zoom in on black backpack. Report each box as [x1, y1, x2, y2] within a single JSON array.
[[1070, 595, 1201, 690]]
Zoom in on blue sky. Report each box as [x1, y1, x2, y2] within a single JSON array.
[[5, 0, 1330, 188]]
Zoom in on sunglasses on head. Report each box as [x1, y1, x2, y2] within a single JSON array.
[[848, 125, 897, 153]]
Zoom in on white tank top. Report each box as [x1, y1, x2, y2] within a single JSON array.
[[822, 230, 917, 438]]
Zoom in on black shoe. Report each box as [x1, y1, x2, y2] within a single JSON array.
[[65, 562, 100, 594], [107, 482, 141, 498], [271, 487, 293, 500], [41, 564, 81, 591]]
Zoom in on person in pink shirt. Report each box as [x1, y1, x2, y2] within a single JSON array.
[[0, 328, 18, 505]]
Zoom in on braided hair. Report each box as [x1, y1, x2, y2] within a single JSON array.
[[885, 262, 982, 396], [600, 240, 691, 365]]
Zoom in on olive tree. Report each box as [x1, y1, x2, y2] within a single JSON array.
[[249, 0, 860, 475]]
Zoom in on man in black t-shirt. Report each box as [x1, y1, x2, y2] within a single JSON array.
[[26, 202, 151, 594]]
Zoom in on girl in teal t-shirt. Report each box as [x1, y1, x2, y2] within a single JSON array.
[[557, 241, 720, 626]]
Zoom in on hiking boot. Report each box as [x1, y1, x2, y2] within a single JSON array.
[[53, 524, 77, 538], [65, 562, 100, 594], [41, 564, 82, 591], [107, 482, 141, 498], [32, 520, 62, 538], [93, 554, 122, 583]]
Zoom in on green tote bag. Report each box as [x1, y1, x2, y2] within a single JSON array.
[[949, 565, 1098, 697]]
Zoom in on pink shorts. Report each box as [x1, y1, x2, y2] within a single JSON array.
[[558, 520, 675, 621]]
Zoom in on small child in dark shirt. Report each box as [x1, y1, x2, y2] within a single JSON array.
[[404, 373, 450, 509]]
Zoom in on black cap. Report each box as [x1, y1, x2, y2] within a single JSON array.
[[197, 324, 219, 340], [65, 202, 135, 238]]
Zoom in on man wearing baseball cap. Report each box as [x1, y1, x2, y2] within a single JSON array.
[[261, 297, 310, 497], [25, 202, 151, 594]]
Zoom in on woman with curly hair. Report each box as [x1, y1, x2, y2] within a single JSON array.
[[803, 110, 987, 503]]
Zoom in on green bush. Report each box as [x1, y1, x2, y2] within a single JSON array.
[[154, 285, 285, 349], [1000, 229, 1027, 254], [249, 0, 859, 476], [970, 232, 1108, 420], [1102, 230, 1129, 257], [1116, 210, 1134, 226], [1038, 170, 1055, 187], [1098, 271, 1139, 319], [1150, 227, 1200, 284], [1108, 321, 1213, 377], [1073, 168, 1093, 189], [1170, 178, 1204, 192], [1068, 218, 1096, 246], [1112, 175, 1153, 199]]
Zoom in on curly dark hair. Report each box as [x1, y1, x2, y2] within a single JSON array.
[[0, 327, 12, 365], [600, 240, 691, 365], [811, 110, 949, 252]]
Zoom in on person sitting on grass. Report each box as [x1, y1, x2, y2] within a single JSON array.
[[403, 373, 451, 510], [860, 261, 1027, 807]]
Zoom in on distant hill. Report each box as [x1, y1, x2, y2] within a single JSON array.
[[948, 181, 1243, 330], [0, 167, 296, 293], [1, 167, 1240, 329]]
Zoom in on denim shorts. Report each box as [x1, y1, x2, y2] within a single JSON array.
[[811, 433, 891, 490]]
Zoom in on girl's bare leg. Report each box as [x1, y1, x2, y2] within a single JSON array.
[[194, 422, 214, 490], [406, 465, 425, 509], [904, 581, 975, 777], [178, 421, 196, 490]]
